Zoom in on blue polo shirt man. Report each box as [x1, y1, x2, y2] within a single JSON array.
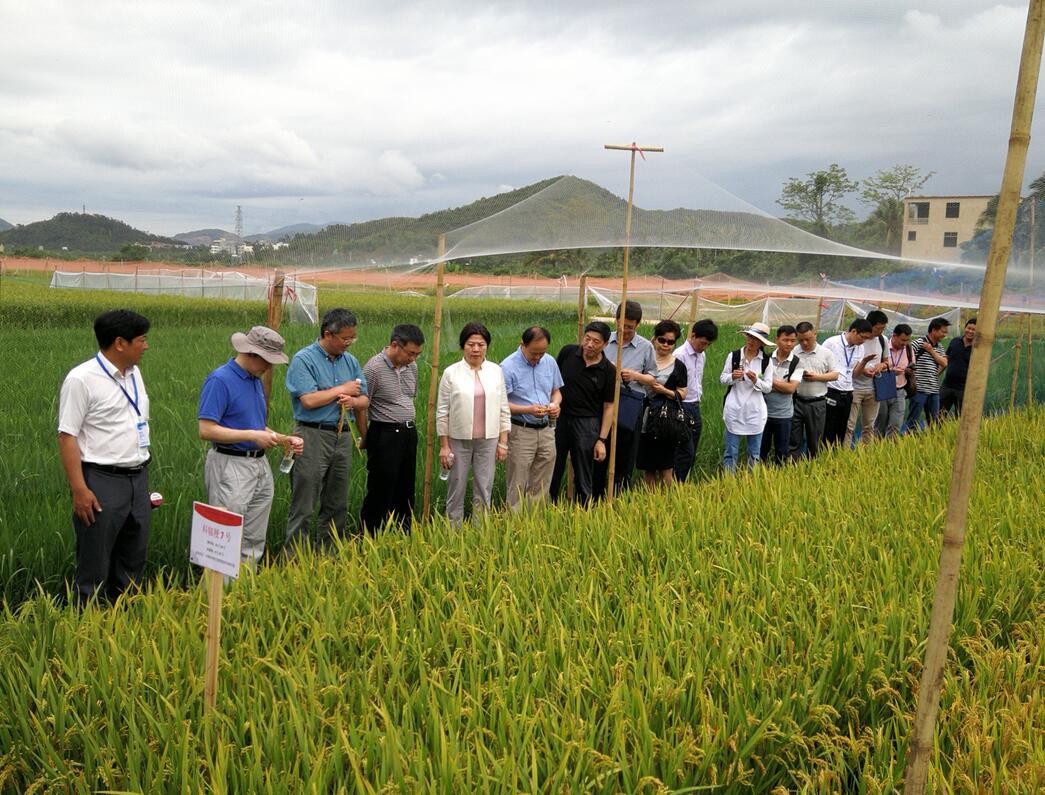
[[198, 325, 294, 569], [284, 308, 369, 549], [500, 326, 564, 509]]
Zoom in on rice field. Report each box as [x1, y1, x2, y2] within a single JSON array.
[[0, 277, 1043, 790]]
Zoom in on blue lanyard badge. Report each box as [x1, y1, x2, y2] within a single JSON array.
[[840, 335, 856, 370], [97, 354, 149, 447]]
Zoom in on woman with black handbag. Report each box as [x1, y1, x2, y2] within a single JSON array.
[[636, 320, 690, 488]]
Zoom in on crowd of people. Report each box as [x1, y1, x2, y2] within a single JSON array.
[[57, 303, 976, 604]]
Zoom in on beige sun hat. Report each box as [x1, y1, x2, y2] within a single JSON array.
[[231, 325, 289, 364], [738, 322, 774, 347]]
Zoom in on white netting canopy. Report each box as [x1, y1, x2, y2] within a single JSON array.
[[49, 268, 318, 323]]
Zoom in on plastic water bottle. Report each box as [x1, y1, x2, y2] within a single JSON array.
[[279, 450, 295, 474], [439, 451, 454, 481], [547, 404, 557, 431]]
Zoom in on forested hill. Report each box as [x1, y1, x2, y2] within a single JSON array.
[[0, 217, 12, 232], [0, 213, 177, 253], [279, 177, 563, 264]]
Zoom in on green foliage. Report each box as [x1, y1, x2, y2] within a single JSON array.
[[777, 164, 859, 235], [0, 409, 1042, 791], [0, 212, 177, 255], [113, 242, 150, 261]]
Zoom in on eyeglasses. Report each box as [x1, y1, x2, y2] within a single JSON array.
[[655, 336, 677, 345]]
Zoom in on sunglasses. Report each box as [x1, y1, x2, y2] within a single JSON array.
[[655, 336, 678, 345]]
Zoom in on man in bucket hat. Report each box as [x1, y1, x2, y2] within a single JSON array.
[[718, 322, 774, 472], [198, 325, 302, 571]]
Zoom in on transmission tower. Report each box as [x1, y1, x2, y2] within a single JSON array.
[[233, 205, 244, 260]]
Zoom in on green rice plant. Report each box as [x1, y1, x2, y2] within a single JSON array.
[[0, 408, 1041, 792]]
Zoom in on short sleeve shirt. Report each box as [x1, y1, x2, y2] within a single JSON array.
[[198, 358, 268, 451], [605, 333, 656, 397], [764, 352, 805, 419], [912, 337, 945, 394], [556, 345, 616, 418], [362, 351, 418, 423], [500, 348, 564, 424], [942, 337, 972, 389], [285, 341, 368, 424]]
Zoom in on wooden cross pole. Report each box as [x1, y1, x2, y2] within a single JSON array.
[[422, 234, 447, 519], [603, 142, 663, 502], [262, 270, 286, 408], [687, 287, 701, 331]]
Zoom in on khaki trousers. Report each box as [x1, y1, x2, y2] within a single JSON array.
[[844, 389, 880, 447], [505, 424, 556, 510]]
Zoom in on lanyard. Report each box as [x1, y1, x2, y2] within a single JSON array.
[[96, 354, 141, 417], [840, 335, 856, 369], [890, 347, 905, 369]]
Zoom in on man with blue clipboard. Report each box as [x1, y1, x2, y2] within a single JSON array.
[[58, 309, 153, 606]]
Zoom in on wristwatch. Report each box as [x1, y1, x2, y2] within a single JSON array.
[[597, 437, 608, 444]]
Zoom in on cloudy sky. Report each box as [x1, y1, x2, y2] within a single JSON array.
[[1, 1, 1042, 236]]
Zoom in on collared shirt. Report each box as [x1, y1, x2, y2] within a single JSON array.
[[605, 332, 656, 396], [942, 337, 973, 389], [435, 359, 511, 439], [673, 339, 706, 403], [887, 344, 913, 389], [556, 344, 616, 418], [58, 352, 151, 467], [794, 343, 837, 399], [198, 358, 268, 451], [822, 333, 862, 392], [718, 348, 773, 434], [362, 350, 418, 424], [764, 351, 805, 419], [912, 336, 946, 394], [852, 333, 887, 391], [285, 341, 368, 424], [500, 347, 564, 425]]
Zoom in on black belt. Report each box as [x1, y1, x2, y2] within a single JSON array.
[[83, 460, 148, 475], [298, 420, 340, 432], [369, 420, 416, 430], [213, 445, 265, 458], [795, 395, 826, 403], [510, 417, 549, 429]]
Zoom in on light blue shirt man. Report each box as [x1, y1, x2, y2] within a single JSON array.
[[285, 341, 367, 425], [500, 347, 564, 427]]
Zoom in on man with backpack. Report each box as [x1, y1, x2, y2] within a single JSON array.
[[844, 310, 890, 447], [821, 318, 874, 448], [761, 325, 804, 465], [719, 322, 774, 472]]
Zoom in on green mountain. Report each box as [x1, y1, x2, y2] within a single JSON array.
[[278, 177, 562, 265], [0, 217, 13, 233], [0, 212, 178, 254]]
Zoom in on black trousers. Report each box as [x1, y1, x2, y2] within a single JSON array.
[[74, 464, 151, 605], [550, 415, 601, 505], [361, 422, 417, 532], [940, 384, 965, 416], [673, 401, 703, 482], [789, 397, 827, 459], [822, 388, 852, 448], [593, 425, 639, 499]]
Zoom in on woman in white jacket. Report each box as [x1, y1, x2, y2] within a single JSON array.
[[437, 322, 511, 522], [719, 322, 775, 472]]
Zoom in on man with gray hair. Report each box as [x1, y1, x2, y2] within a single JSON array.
[[198, 325, 301, 570], [284, 308, 369, 549]]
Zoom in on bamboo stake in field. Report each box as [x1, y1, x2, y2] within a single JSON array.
[[814, 293, 825, 332], [203, 568, 223, 710], [1010, 314, 1025, 409], [422, 234, 447, 519], [688, 287, 701, 331], [1026, 313, 1035, 405], [576, 273, 588, 343], [903, 2, 1045, 790], [262, 270, 286, 407], [604, 142, 663, 502]]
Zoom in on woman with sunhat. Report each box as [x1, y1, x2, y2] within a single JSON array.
[[718, 321, 774, 472]]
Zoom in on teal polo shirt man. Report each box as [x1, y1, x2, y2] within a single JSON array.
[[284, 308, 369, 549]]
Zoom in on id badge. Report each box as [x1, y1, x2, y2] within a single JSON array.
[[137, 420, 151, 448]]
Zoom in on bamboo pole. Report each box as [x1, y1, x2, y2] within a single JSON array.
[[576, 273, 588, 343], [604, 143, 663, 502], [1010, 314, 1025, 409], [687, 288, 701, 332], [421, 235, 447, 519], [903, 2, 1045, 790], [1028, 314, 1035, 405], [262, 270, 285, 407], [1030, 197, 1036, 289], [203, 568, 223, 709], [814, 293, 825, 332]]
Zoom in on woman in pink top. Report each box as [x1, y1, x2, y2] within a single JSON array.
[[436, 322, 511, 523]]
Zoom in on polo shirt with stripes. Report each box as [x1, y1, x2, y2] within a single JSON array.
[[362, 350, 418, 423]]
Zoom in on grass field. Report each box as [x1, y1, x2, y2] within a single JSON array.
[[0, 275, 1042, 605]]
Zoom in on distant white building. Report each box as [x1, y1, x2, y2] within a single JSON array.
[[900, 195, 992, 262]]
